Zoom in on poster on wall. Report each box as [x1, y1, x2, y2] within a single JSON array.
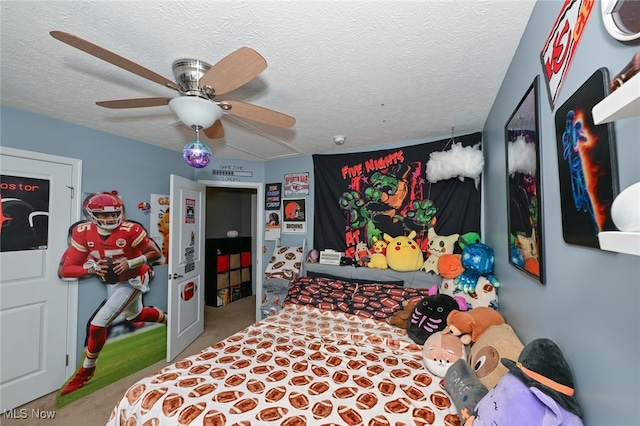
[[0, 174, 50, 252], [554, 68, 618, 248], [150, 194, 170, 265], [265, 183, 282, 210], [265, 209, 282, 241], [284, 172, 309, 196], [540, 0, 595, 108], [282, 198, 307, 234], [56, 190, 167, 407], [185, 198, 196, 224], [313, 133, 482, 258]]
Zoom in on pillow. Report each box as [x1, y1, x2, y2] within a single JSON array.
[[349, 284, 432, 320], [284, 276, 356, 313], [265, 246, 304, 280], [439, 276, 499, 310], [260, 277, 294, 318], [306, 270, 404, 286]]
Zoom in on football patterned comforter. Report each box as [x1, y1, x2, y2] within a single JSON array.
[[107, 303, 461, 426]]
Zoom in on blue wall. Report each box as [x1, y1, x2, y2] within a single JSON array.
[[483, 2, 639, 425]]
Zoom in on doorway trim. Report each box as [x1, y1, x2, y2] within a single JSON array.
[[198, 179, 264, 320]]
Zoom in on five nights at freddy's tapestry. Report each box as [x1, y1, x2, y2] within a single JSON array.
[[313, 132, 482, 258]]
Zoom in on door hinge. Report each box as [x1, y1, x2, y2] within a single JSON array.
[[66, 186, 74, 199], [66, 354, 69, 366]]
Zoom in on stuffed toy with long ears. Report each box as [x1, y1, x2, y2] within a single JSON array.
[[443, 306, 505, 345], [371, 236, 387, 255], [367, 236, 388, 269], [384, 231, 424, 272], [422, 227, 459, 275]]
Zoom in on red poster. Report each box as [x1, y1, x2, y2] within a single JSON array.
[[541, 0, 595, 108]]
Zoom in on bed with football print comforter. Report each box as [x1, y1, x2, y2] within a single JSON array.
[[107, 279, 461, 426]]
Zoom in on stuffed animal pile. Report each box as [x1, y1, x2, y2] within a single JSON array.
[[465, 338, 584, 425], [366, 230, 583, 425]]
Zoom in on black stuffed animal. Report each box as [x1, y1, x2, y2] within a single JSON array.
[[406, 293, 465, 345]]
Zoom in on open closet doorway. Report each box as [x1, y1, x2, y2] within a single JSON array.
[[200, 180, 264, 322]]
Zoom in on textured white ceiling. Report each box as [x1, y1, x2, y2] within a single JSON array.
[[0, 1, 536, 160]]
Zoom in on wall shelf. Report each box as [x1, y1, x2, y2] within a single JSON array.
[[591, 72, 640, 256], [598, 232, 640, 256], [592, 72, 640, 124]]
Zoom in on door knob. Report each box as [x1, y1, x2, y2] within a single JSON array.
[[172, 273, 184, 279]]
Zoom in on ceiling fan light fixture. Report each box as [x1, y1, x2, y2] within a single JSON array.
[[169, 96, 223, 129]]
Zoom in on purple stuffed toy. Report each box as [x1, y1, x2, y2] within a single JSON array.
[[466, 338, 583, 426]]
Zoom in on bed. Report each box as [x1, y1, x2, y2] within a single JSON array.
[[107, 275, 462, 426]]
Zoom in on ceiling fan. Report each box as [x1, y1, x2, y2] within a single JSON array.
[[49, 31, 296, 140]]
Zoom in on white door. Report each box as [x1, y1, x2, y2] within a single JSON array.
[[166, 175, 206, 361], [0, 148, 81, 410]]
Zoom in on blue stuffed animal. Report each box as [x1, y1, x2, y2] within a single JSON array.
[[454, 243, 500, 293]]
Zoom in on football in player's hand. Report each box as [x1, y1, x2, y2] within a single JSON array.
[[101, 257, 120, 284]]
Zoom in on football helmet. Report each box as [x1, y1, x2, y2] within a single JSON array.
[[285, 202, 302, 219], [83, 192, 124, 230]]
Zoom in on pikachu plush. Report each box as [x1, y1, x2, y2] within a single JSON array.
[[383, 231, 424, 272]]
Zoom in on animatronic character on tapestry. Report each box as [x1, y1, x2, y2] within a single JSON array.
[[562, 110, 597, 233], [58, 191, 166, 395], [339, 162, 437, 249]]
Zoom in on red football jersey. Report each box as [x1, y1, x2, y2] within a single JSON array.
[[62, 220, 151, 282]]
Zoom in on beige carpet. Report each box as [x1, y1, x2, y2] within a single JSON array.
[[1, 296, 256, 426]]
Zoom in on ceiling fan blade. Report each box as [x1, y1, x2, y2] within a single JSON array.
[[220, 100, 296, 128], [200, 47, 267, 96], [50, 31, 180, 91], [96, 97, 172, 109], [203, 120, 225, 139]]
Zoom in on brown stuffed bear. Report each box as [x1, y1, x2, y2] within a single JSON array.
[[443, 307, 505, 345], [468, 324, 524, 390], [387, 300, 418, 328]]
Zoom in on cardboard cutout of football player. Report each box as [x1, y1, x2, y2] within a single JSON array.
[[57, 191, 166, 395]]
